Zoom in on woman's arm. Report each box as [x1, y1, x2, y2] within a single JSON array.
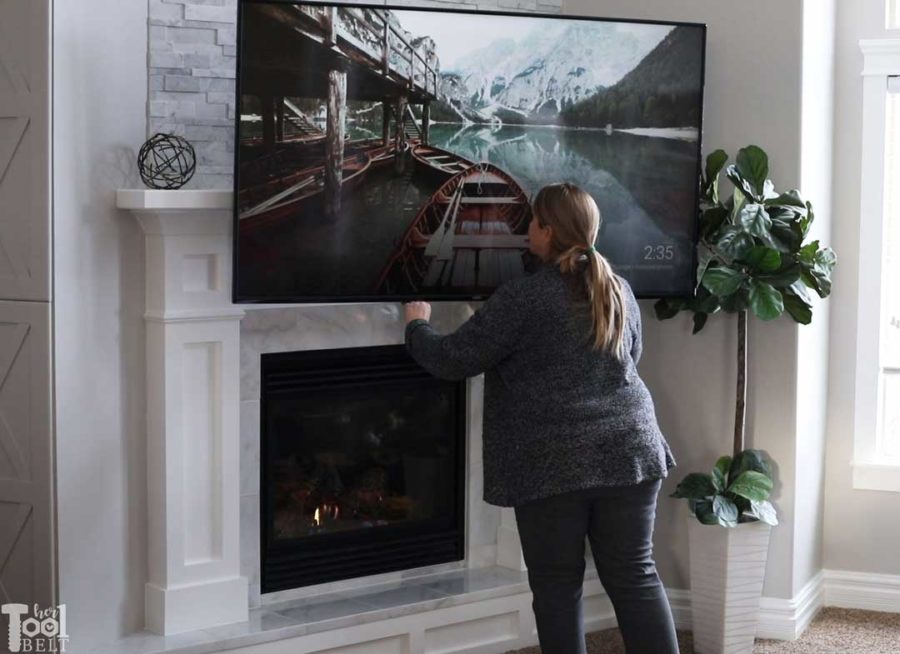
[[404, 283, 525, 380]]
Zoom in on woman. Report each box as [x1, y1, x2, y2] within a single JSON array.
[[403, 183, 679, 654]]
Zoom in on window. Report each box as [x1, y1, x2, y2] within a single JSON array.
[[889, 0, 900, 29], [854, 41, 900, 491]]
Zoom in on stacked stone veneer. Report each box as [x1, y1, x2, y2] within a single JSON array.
[[148, 0, 562, 189]]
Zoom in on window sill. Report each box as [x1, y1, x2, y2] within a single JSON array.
[[852, 460, 900, 492]]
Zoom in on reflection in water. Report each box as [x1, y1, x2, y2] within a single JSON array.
[[428, 124, 698, 296], [237, 125, 699, 299]]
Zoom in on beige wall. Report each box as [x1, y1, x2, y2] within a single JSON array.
[[54, 0, 149, 648], [824, 0, 900, 574]]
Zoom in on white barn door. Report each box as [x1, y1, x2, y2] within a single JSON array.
[[0, 0, 55, 618]]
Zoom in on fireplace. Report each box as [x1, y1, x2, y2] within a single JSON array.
[[260, 345, 467, 593]]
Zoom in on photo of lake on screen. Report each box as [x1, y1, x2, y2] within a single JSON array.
[[235, 3, 706, 301]]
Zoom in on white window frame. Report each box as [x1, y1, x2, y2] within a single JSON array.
[[854, 39, 900, 491]]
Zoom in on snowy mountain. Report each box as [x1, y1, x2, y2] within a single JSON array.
[[434, 21, 672, 123]]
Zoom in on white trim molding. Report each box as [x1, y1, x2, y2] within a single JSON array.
[[824, 569, 900, 613], [758, 572, 825, 641], [852, 39, 900, 491]]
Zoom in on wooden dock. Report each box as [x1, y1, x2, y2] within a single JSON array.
[[240, 3, 440, 214]]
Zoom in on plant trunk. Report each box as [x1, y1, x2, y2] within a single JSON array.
[[734, 310, 748, 457]]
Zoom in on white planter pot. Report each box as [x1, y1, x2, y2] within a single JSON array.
[[687, 517, 772, 654]]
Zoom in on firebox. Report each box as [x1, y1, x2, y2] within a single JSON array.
[[260, 345, 466, 593]]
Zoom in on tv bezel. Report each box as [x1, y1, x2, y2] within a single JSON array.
[[232, 0, 708, 304]]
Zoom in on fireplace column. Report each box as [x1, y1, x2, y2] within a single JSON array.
[[117, 189, 248, 635]]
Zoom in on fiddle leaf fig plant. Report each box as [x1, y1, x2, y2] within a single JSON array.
[[671, 449, 778, 527], [656, 145, 835, 527], [656, 145, 835, 335]]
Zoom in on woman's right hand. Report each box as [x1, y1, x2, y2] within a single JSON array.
[[404, 301, 432, 324]]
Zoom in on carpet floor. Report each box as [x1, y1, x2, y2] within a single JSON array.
[[505, 608, 900, 653]]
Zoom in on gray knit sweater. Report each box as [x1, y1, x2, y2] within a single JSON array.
[[404, 264, 676, 507]]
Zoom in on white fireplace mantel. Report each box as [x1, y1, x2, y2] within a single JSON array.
[[116, 188, 527, 636], [118, 189, 248, 635]]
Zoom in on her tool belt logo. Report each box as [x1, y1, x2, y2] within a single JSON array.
[[2, 604, 69, 652]]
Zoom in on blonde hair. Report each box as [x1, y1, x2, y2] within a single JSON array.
[[533, 183, 627, 358]]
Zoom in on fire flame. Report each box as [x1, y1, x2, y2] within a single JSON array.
[[312, 504, 341, 528]]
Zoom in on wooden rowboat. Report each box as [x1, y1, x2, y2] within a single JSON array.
[[374, 162, 532, 294], [411, 143, 475, 181], [238, 141, 393, 230]]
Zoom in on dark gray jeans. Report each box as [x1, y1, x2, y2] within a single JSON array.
[[514, 478, 679, 654]]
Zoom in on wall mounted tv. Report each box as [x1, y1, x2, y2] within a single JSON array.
[[233, 1, 707, 303]]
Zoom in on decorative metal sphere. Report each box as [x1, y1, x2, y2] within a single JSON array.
[[138, 133, 196, 190]]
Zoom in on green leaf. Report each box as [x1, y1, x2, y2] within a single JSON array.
[[782, 285, 813, 325], [742, 246, 781, 273], [811, 247, 836, 297], [654, 298, 684, 321], [671, 473, 717, 500], [758, 262, 802, 288], [765, 189, 806, 209], [738, 204, 773, 239], [799, 240, 820, 264], [729, 449, 773, 481], [687, 286, 721, 315], [735, 145, 769, 198], [727, 470, 774, 502], [699, 207, 729, 240], [720, 288, 750, 313], [690, 499, 720, 525], [726, 169, 756, 204], [731, 185, 749, 221], [712, 456, 732, 491], [749, 280, 784, 320], [696, 243, 716, 290], [705, 149, 729, 185], [716, 227, 754, 260], [713, 495, 740, 527], [702, 267, 745, 296], [692, 312, 708, 334], [770, 217, 804, 253], [746, 499, 779, 526], [703, 150, 728, 203], [801, 201, 815, 236], [798, 245, 835, 298]]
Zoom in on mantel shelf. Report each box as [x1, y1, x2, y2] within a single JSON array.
[[116, 189, 232, 211]]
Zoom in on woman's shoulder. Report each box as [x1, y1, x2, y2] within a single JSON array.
[[615, 274, 638, 302]]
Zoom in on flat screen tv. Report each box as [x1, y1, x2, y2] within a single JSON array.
[[233, 1, 706, 302]]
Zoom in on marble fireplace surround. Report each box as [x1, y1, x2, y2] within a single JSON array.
[[239, 299, 503, 608], [110, 190, 624, 653]]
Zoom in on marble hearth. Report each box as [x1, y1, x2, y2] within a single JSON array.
[[104, 190, 623, 654]]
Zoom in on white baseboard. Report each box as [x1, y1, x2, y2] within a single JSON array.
[[757, 571, 825, 640], [665, 571, 826, 642], [667, 568, 900, 644], [824, 569, 900, 613]]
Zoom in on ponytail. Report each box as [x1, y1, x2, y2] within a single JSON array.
[[535, 183, 628, 359]]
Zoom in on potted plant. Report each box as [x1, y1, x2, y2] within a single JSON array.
[[655, 145, 835, 653]]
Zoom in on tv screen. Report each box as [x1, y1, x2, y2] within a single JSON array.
[[234, 1, 706, 302]]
